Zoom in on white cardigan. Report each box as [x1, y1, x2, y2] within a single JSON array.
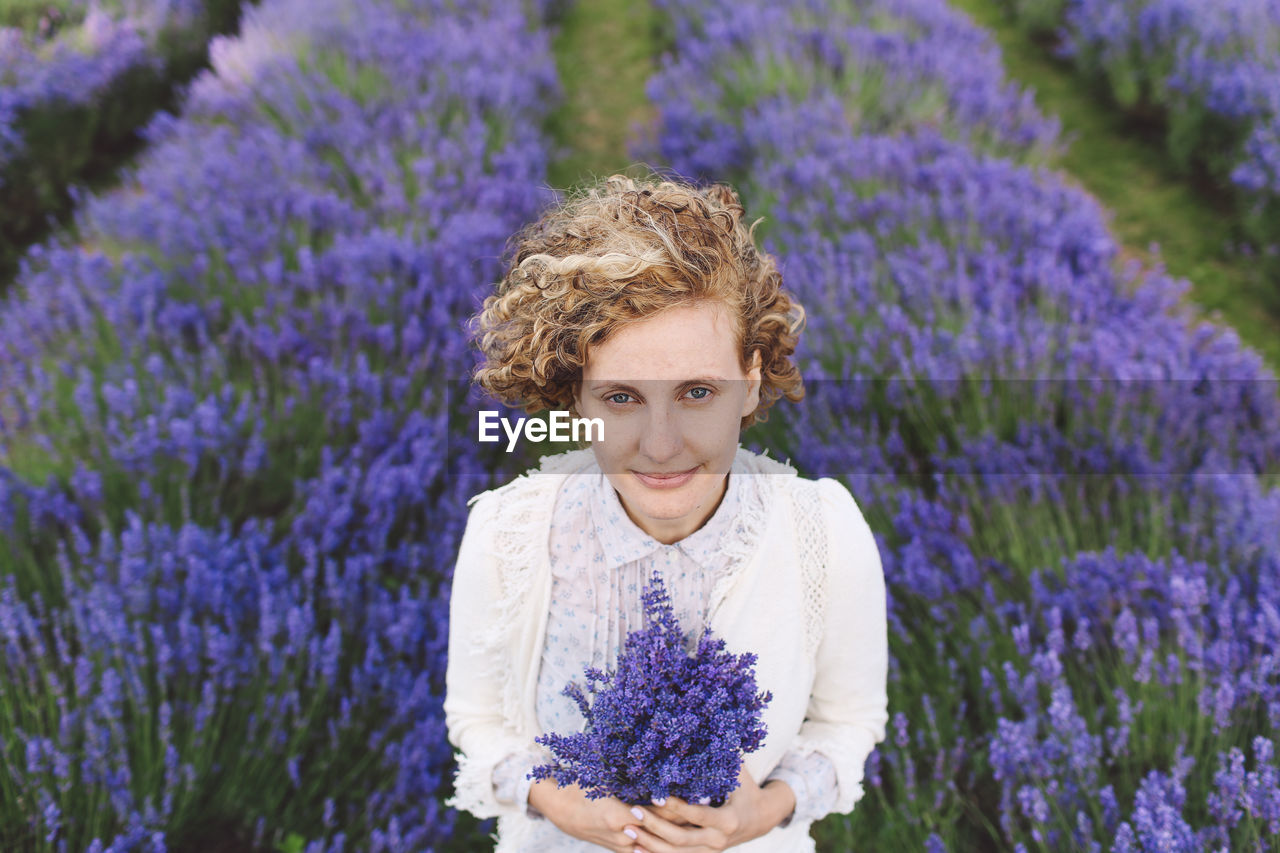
[[444, 447, 889, 852]]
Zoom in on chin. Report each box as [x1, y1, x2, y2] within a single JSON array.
[[620, 472, 718, 517], [626, 493, 701, 522]]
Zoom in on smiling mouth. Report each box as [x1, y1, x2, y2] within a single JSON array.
[[632, 467, 698, 488]]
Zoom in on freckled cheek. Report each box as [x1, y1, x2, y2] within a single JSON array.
[[682, 405, 744, 448], [590, 415, 643, 452], [586, 420, 653, 475], [634, 409, 731, 447], [586, 406, 741, 460]]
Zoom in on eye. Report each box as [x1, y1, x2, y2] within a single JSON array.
[[685, 386, 713, 400], [606, 392, 634, 405]]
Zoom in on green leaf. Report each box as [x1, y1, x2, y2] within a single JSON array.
[[276, 831, 308, 853]]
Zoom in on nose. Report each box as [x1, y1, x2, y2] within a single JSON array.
[[638, 402, 684, 465]]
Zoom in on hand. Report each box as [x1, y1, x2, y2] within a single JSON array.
[[623, 767, 796, 853], [529, 778, 661, 853]]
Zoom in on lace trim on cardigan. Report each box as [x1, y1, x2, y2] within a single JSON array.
[[467, 448, 598, 729], [789, 479, 829, 658], [706, 448, 798, 623], [447, 732, 537, 819]]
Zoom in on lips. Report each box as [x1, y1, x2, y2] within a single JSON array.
[[632, 466, 698, 489]]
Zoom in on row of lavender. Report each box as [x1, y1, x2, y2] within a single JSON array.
[[0, 0, 559, 848], [1000, 0, 1280, 254], [0, 0, 249, 288], [0, 0, 217, 169], [638, 0, 1280, 849]]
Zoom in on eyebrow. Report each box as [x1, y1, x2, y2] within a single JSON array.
[[588, 377, 729, 392]]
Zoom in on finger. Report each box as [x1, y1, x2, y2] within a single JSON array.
[[616, 827, 645, 853], [622, 805, 679, 846], [632, 822, 722, 853], [655, 795, 718, 829], [614, 804, 652, 850], [627, 808, 710, 849], [646, 800, 694, 827], [618, 823, 642, 851], [647, 808, 693, 826], [628, 824, 680, 853]]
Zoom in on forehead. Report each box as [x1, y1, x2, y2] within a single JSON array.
[[582, 301, 741, 382]]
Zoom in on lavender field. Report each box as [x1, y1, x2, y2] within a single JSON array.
[[993, 0, 1280, 257], [0, 0, 253, 285], [1, 0, 1279, 850]]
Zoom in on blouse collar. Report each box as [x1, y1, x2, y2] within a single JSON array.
[[587, 450, 748, 572]]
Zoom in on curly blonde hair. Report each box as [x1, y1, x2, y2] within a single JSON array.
[[470, 173, 806, 430]]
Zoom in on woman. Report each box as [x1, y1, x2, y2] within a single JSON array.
[[444, 174, 888, 852]]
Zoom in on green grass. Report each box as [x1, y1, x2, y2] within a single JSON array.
[[0, 0, 78, 33], [948, 0, 1280, 378], [544, 0, 662, 192]]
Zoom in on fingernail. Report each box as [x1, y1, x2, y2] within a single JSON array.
[[652, 797, 667, 806], [624, 828, 638, 840], [698, 796, 711, 805], [630, 806, 645, 821]]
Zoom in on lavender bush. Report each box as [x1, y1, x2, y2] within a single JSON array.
[[995, 0, 1280, 253], [531, 571, 771, 807], [0, 0, 251, 287], [637, 0, 1280, 849], [643, 0, 1062, 188], [0, 0, 561, 848]]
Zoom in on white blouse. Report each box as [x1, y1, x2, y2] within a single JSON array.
[[489, 449, 839, 848]]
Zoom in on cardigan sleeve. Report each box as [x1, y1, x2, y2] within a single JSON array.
[[776, 477, 889, 819], [443, 489, 543, 820], [763, 747, 839, 825], [492, 747, 549, 820]]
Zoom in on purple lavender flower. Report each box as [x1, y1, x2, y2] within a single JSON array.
[[1054, 0, 1280, 247], [531, 571, 772, 806]]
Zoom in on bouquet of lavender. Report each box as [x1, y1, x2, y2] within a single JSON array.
[[530, 570, 772, 806]]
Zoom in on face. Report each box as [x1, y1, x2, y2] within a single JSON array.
[[574, 300, 762, 545]]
